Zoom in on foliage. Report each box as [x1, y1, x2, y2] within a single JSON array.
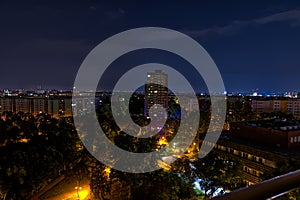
[[227, 99, 255, 122], [0, 112, 84, 199], [190, 150, 245, 199], [90, 161, 196, 200]]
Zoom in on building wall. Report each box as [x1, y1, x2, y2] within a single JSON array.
[[15, 98, 30, 113], [288, 131, 300, 148], [272, 100, 288, 112], [230, 122, 300, 148], [145, 70, 168, 118], [287, 99, 300, 119], [0, 98, 13, 114], [0, 97, 72, 118], [251, 99, 288, 114], [64, 98, 72, 116], [200, 138, 283, 186], [48, 99, 60, 117], [71, 96, 95, 116], [251, 100, 271, 114]]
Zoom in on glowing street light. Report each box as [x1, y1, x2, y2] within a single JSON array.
[[75, 181, 82, 199]]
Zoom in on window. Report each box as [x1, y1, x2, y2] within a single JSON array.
[[291, 137, 294, 143], [242, 152, 248, 158]]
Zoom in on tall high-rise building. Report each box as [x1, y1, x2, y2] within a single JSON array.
[[144, 70, 168, 118]]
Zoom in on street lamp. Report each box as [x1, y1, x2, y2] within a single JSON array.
[[75, 180, 82, 199]]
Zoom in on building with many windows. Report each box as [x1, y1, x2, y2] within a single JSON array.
[[251, 99, 288, 114], [201, 136, 299, 186], [144, 70, 168, 118], [250, 98, 300, 119], [0, 97, 72, 118], [230, 120, 300, 148], [287, 99, 300, 118]]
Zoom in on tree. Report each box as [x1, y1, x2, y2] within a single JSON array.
[[90, 161, 196, 200], [191, 150, 245, 199], [0, 113, 85, 198]]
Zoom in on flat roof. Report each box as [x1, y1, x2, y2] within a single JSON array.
[[237, 119, 300, 131]]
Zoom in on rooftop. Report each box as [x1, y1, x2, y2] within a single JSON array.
[[238, 119, 300, 132]]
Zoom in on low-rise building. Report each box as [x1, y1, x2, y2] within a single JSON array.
[[287, 99, 300, 119], [230, 120, 300, 148], [251, 99, 288, 114]]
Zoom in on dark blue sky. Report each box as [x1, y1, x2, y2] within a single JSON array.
[[1, 0, 300, 93]]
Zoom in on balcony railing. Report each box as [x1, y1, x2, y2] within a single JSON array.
[[212, 169, 300, 200]]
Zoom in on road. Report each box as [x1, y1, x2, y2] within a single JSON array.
[[39, 173, 91, 200]]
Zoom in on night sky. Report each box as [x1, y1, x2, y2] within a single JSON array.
[[1, 0, 300, 93]]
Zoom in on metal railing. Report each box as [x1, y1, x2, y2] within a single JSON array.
[[212, 169, 300, 200]]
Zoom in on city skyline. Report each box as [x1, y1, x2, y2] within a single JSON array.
[[2, 1, 300, 199]]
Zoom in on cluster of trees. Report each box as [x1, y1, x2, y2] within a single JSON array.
[[0, 112, 84, 199], [189, 151, 245, 198], [89, 148, 245, 200], [258, 111, 295, 121], [227, 98, 255, 122], [88, 98, 246, 199], [90, 164, 195, 200]]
